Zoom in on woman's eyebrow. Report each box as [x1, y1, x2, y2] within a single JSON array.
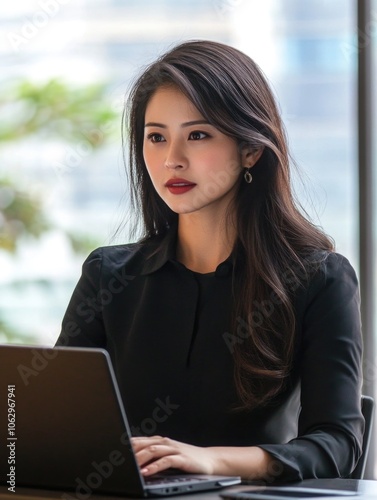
[[144, 120, 210, 128], [144, 122, 166, 128], [181, 120, 210, 128]]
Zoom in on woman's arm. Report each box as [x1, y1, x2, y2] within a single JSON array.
[[132, 436, 274, 480], [259, 253, 364, 480], [55, 248, 107, 347]]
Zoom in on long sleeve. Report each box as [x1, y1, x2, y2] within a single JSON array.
[[260, 253, 364, 480], [56, 248, 107, 348]]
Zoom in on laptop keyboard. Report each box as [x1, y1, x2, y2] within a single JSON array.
[[146, 475, 206, 485]]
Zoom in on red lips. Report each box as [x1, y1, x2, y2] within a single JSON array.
[[165, 178, 196, 195]]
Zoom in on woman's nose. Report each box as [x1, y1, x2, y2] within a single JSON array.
[[164, 141, 187, 170]]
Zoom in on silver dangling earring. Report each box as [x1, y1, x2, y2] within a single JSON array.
[[244, 167, 253, 184]]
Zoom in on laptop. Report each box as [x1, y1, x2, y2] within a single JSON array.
[[0, 344, 241, 497]]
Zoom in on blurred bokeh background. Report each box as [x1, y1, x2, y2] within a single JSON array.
[[0, 0, 376, 346]]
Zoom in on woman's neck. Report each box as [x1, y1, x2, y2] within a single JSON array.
[[176, 212, 236, 274]]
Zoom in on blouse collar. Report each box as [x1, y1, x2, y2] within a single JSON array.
[[140, 227, 234, 278]]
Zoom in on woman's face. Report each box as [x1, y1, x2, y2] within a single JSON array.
[[143, 85, 245, 217]]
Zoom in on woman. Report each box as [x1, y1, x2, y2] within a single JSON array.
[[56, 40, 364, 482]]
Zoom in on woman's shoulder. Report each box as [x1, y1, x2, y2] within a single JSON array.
[[86, 241, 149, 259], [300, 249, 359, 304], [81, 239, 160, 276], [304, 250, 357, 282]]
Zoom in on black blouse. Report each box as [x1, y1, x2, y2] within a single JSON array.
[[56, 229, 364, 481]]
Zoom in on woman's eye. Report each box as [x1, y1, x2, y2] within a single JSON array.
[[147, 133, 165, 143], [189, 131, 207, 140]]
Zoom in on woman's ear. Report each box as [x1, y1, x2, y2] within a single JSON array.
[[241, 146, 264, 169]]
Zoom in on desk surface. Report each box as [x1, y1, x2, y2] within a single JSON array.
[[1, 479, 377, 500]]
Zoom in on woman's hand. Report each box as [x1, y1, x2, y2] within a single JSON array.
[[131, 436, 275, 480], [131, 436, 216, 477]]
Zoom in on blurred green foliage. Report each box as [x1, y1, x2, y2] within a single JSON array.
[[0, 79, 118, 144], [0, 177, 51, 253], [0, 78, 119, 341], [0, 319, 37, 345], [0, 78, 118, 253]]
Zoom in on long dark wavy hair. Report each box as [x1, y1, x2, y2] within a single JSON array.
[[124, 40, 334, 409]]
